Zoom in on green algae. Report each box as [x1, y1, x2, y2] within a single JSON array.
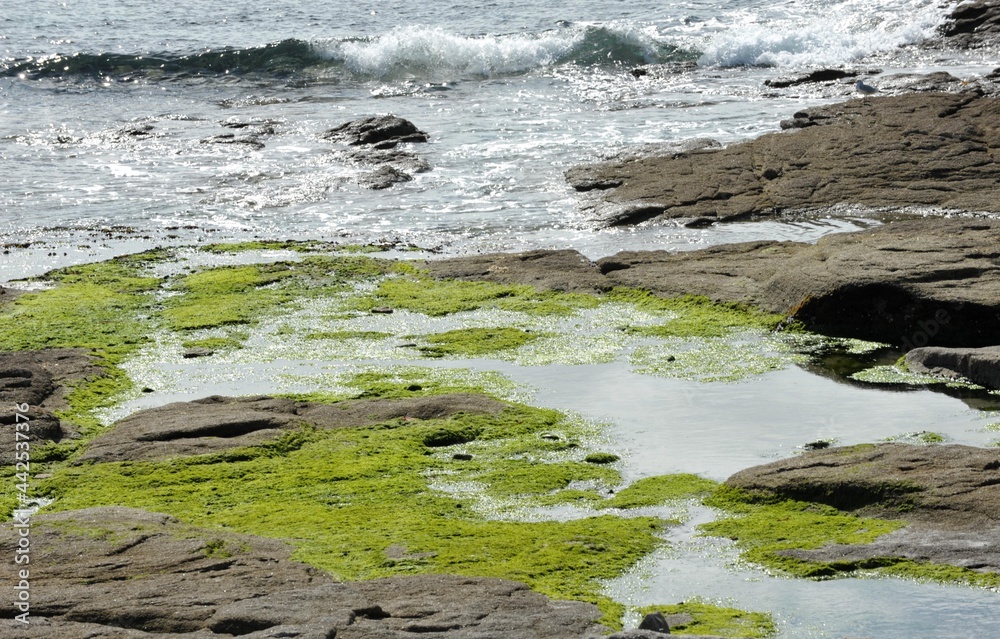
[[631, 336, 809, 383], [352, 275, 600, 317], [584, 452, 620, 465], [849, 364, 983, 389], [884, 431, 946, 445], [39, 401, 664, 627], [304, 330, 393, 341], [637, 601, 776, 638], [180, 335, 247, 352], [417, 327, 540, 358], [608, 289, 789, 338], [600, 474, 718, 510], [697, 486, 990, 583]]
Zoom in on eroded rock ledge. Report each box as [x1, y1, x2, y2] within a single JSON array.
[[79, 393, 506, 463], [567, 92, 1000, 226], [425, 217, 1000, 347], [0, 506, 611, 638], [724, 443, 1000, 571]]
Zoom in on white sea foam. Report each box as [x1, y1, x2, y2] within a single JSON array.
[[698, 0, 948, 67], [320, 23, 679, 79]]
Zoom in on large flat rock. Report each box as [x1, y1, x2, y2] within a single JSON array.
[[0, 507, 610, 638], [426, 217, 1000, 347], [567, 92, 1000, 226], [80, 393, 506, 463], [906, 345, 1000, 389]]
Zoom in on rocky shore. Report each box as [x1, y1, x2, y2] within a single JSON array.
[[5, 3, 1000, 637]]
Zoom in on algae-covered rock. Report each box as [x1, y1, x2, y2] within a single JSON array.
[[718, 443, 1000, 578], [79, 393, 505, 463], [0, 506, 611, 638]]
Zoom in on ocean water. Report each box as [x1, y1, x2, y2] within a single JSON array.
[[4, 1, 1000, 637]]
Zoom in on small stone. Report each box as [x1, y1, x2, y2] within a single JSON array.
[[182, 347, 215, 359], [452, 453, 473, 461], [638, 611, 671, 634], [371, 306, 394, 314]]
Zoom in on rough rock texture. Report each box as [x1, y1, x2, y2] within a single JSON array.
[[567, 92, 1000, 226], [426, 217, 1000, 347], [0, 506, 611, 638], [323, 115, 431, 188], [424, 249, 611, 294], [906, 345, 1000, 389], [322, 115, 429, 149], [0, 349, 104, 463], [939, 0, 1000, 48], [79, 393, 506, 463], [725, 443, 1000, 570]]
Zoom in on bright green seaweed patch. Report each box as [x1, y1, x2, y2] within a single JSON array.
[[637, 601, 776, 638], [180, 335, 247, 352], [608, 289, 789, 338], [702, 486, 907, 578], [353, 275, 600, 317], [601, 474, 718, 510], [304, 330, 393, 341], [40, 402, 665, 626], [417, 327, 540, 358], [161, 256, 403, 332]]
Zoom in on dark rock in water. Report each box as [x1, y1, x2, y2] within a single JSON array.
[[906, 345, 1000, 389], [78, 393, 505, 463], [358, 165, 414, 190], [0, 349, 104, 463], [638, 611, 671, 633], [323, 114, 429, 149], [202, 133, 266, 150], [765, 68, 861, 89], [339, 147, 432, 174], [568, 92, 1000, 225], [938, 0, 1000, 48], [181, 346, 215, 359], [0, 506, 611, 639], [725, 443, 1000, 571]]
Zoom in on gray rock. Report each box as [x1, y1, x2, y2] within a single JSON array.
[[726, 443, 1000, 533], [322, 115, 428, 149], [79, 393, 506, 463], [906, 345, 1000, 389], [424, 249, 610, 295], [568, 92, 1000, 225], [0, 349, 104, 463], [358, 165, 413, 190], [0, 507, 609, 639], [638, 611, 671, 633], [938, 0, 1000, 48]]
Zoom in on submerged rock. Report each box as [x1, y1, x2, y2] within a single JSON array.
[[79, 393, 505, 463], [324, 115, 432, 188], [568, 92, 1000, 225], [906, 345, 1000, 389], [0, 506, 611, 638]]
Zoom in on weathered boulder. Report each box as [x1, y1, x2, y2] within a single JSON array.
[[938, 0, 1000, 48], [79, 393, 506, 463], [358, 165, 414, 190], [568, 92, 1000, 225], [0, 349, 104, 463], [906, 345, 1000, 389], [0, 506, 611, 638], [723, 443, 1000, 571], [322, 115, 428, 149]]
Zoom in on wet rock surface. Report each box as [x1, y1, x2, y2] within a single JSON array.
[[906, 345, 1000, 389], [0, 349, 104, 463], [939, 0, 1000, 48], [0, 506, 611, 638], [567, 92, 1000, 225], [427, 217, 1000, 348], [323, 115, 431, 189], [79, 393, 506, 463], [724, 443, 1000, 570]]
